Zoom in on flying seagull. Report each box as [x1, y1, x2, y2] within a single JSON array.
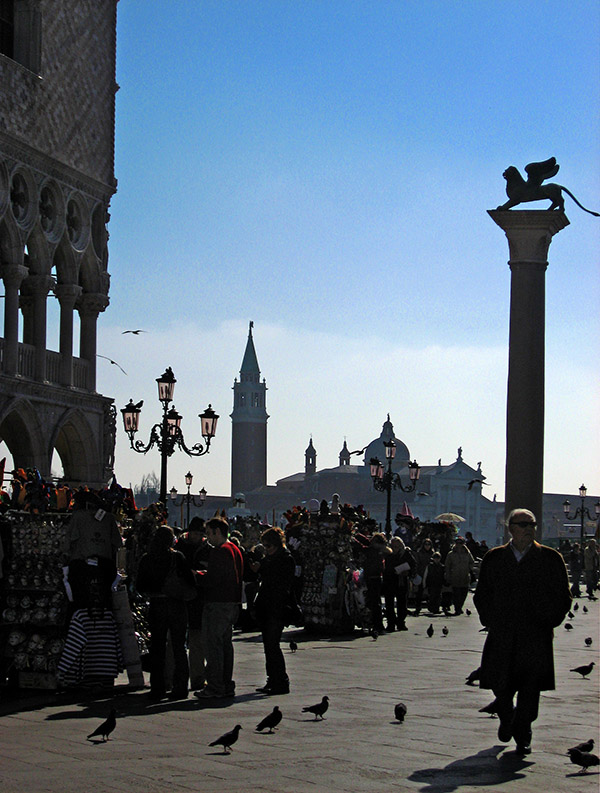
[[87, 709, 116, 741], [122, 329, 147, 335], [97, 354, 127, 375], [467, 479, 490, 490], [209, 724, 242, 753]]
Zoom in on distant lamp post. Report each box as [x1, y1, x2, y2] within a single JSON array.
[[170, 471, 207, 528], [562, 484, 600, 542], [121, 367, 218, 504], [370, 440, 420, 538]]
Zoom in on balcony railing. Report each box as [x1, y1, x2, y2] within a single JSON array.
[[0, 339, 91, 390]]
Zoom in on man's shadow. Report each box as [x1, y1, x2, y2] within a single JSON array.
[[408, 745, 533, 793]]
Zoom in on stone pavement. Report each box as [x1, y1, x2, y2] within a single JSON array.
[[1, 592, 598, 793]]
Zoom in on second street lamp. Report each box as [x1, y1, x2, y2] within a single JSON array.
[[562, 484, 600, 542], [170, 471, 207, 528], [121, 367, 218, 504], [370, 440, 420, 538]]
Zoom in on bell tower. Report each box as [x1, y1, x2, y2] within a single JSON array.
[[230, 322, 268, 496]]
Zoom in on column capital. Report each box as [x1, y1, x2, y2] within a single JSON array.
[[76, 292, 110, 317], [54, 283, 83, 307], [488, 209, 569, 265], [1, 264, 29, 288], [21, 274, 55, 296]]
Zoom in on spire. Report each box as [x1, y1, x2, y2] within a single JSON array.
[[240, 320, 260, 377]]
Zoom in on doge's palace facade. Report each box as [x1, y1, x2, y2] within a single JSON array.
[[0, 1, 118, 487]]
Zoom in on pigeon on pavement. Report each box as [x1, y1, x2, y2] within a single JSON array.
[[465, 609, 472, 616], [568, 611, 575, 619], [427, 624, 434, 638], [570, 662, 595, 679], [289, 639, 298, 653], [394, 702, 408, 723], [465, 667, 481, 686], [567, 748, 600, 774], [442, 626, 449, 636], [573, 602, 579, 611], [582, 605, 588, 613], [209, 725, 242, 753], [569, 739, 595, 754], [256, 706, 282, 733], [302, 696, 329, 720], [564, 623, 573, 631], [585, 637, 593, 647], [478, 699, 500, 717], [87, 709, 116, 741]]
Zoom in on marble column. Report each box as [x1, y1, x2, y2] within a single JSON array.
[[21, 274, 54, 381], [1, 264, 29, 375], [488, 209, 569, 537], [77, 292, 109, 391], [55, 283, 82, 387]]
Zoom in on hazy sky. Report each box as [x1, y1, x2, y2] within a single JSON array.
[[93, 1, 599, 501]]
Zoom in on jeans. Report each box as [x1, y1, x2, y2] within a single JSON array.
[[383, 583, 408, 627], [202, 602, 239, 696], [148, 597, 189, 695]]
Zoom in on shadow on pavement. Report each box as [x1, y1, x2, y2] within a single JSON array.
[[408, 745, 533, 792]]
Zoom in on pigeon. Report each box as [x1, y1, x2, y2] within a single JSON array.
[[369, 628, 379, 641], [87, 709, 116, 741], [573, 602, 579, 611], [478, 699, 500, 717], [564, 623, 573, 631], [465, 609, 472, 616], [570, 662, 595, 679], [569, 739, 595, 754], [465, 667, 481, 686], [478, 627, 488, 633], [289, 639, 298, 653], [302, 696, 329, 720], [568, 611, 575, 619], [394, 702, 408, 722], [122, 329, 147, 334], [97, 354, 127, 375], [567, 748, 600, 774], [442, 626, 449, 637], [426, 624, 434, 638], [209, 724, 242, 753], [256, 706, 282, 733], [583, 605, 588, 613], [585, 637, 593, 647]]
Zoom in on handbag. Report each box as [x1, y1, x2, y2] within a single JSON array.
[[162, 555, 197, 602]]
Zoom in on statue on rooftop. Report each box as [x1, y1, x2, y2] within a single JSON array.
[[496, 157, 599, 216]]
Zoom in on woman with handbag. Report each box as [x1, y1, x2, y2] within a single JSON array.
[[252, 527, 295, 695], [136, 525, 196, 701]]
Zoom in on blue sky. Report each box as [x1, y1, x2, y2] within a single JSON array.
[[97, 1, 599, 502]]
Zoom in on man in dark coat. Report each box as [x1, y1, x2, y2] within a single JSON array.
[[474, 508, 571, 755]]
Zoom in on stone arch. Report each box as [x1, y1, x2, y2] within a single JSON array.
[[50, 407, 100, 485], [0, 396, 48, 473]]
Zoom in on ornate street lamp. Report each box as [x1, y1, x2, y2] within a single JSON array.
[[170, 471, 207, 528], [370, 440, 420, 538], [121, 367, 218, 504], [562, 484, 600, 542]]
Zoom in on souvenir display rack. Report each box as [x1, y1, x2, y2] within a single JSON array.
[[0, 511, 70, 689]]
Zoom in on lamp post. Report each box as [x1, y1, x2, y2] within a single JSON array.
[[121, 367, 218, 504], [562, 484, 600, 542], [170, 471, 207, 528], [370, 440, 420, 538]]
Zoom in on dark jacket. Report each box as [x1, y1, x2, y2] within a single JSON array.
[[254, 546, 295, 623], [196, 541, 244, 603], [382, 548, 416, 588], [136, 549, 194, 598], [474, 542, 571, 692]]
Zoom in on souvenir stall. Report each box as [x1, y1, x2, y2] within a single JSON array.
[[0, 511, 70, 688]]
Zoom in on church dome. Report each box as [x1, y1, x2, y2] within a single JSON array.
[[363, 415, 410, 472]]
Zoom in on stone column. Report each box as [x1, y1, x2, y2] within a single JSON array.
[[77, 292, 109, 391], [55, 283, 82, 387], [1, 264, 29, 375], [488, 209, 569, 538], [21, 274, 54, 381]]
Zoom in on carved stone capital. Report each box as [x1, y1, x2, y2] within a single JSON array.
[[76, 292, 109, 317], [488, 210, 569, 265], [21, 274, 55, 297], [54, 283, 83, 308], [1, 264, 29, 289]]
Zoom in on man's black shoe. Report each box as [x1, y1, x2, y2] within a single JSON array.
[[255, 685, 272, 694], [497, 720, 513, 743], [515, 743, 531, 755]]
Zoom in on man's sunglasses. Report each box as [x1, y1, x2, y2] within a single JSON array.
[[509, 521, 536, 528]]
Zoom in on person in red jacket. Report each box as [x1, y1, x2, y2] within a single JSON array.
[[194, 515, 243, 699]]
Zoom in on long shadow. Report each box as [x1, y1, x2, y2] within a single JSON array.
[[408, 745, 533, 793]]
